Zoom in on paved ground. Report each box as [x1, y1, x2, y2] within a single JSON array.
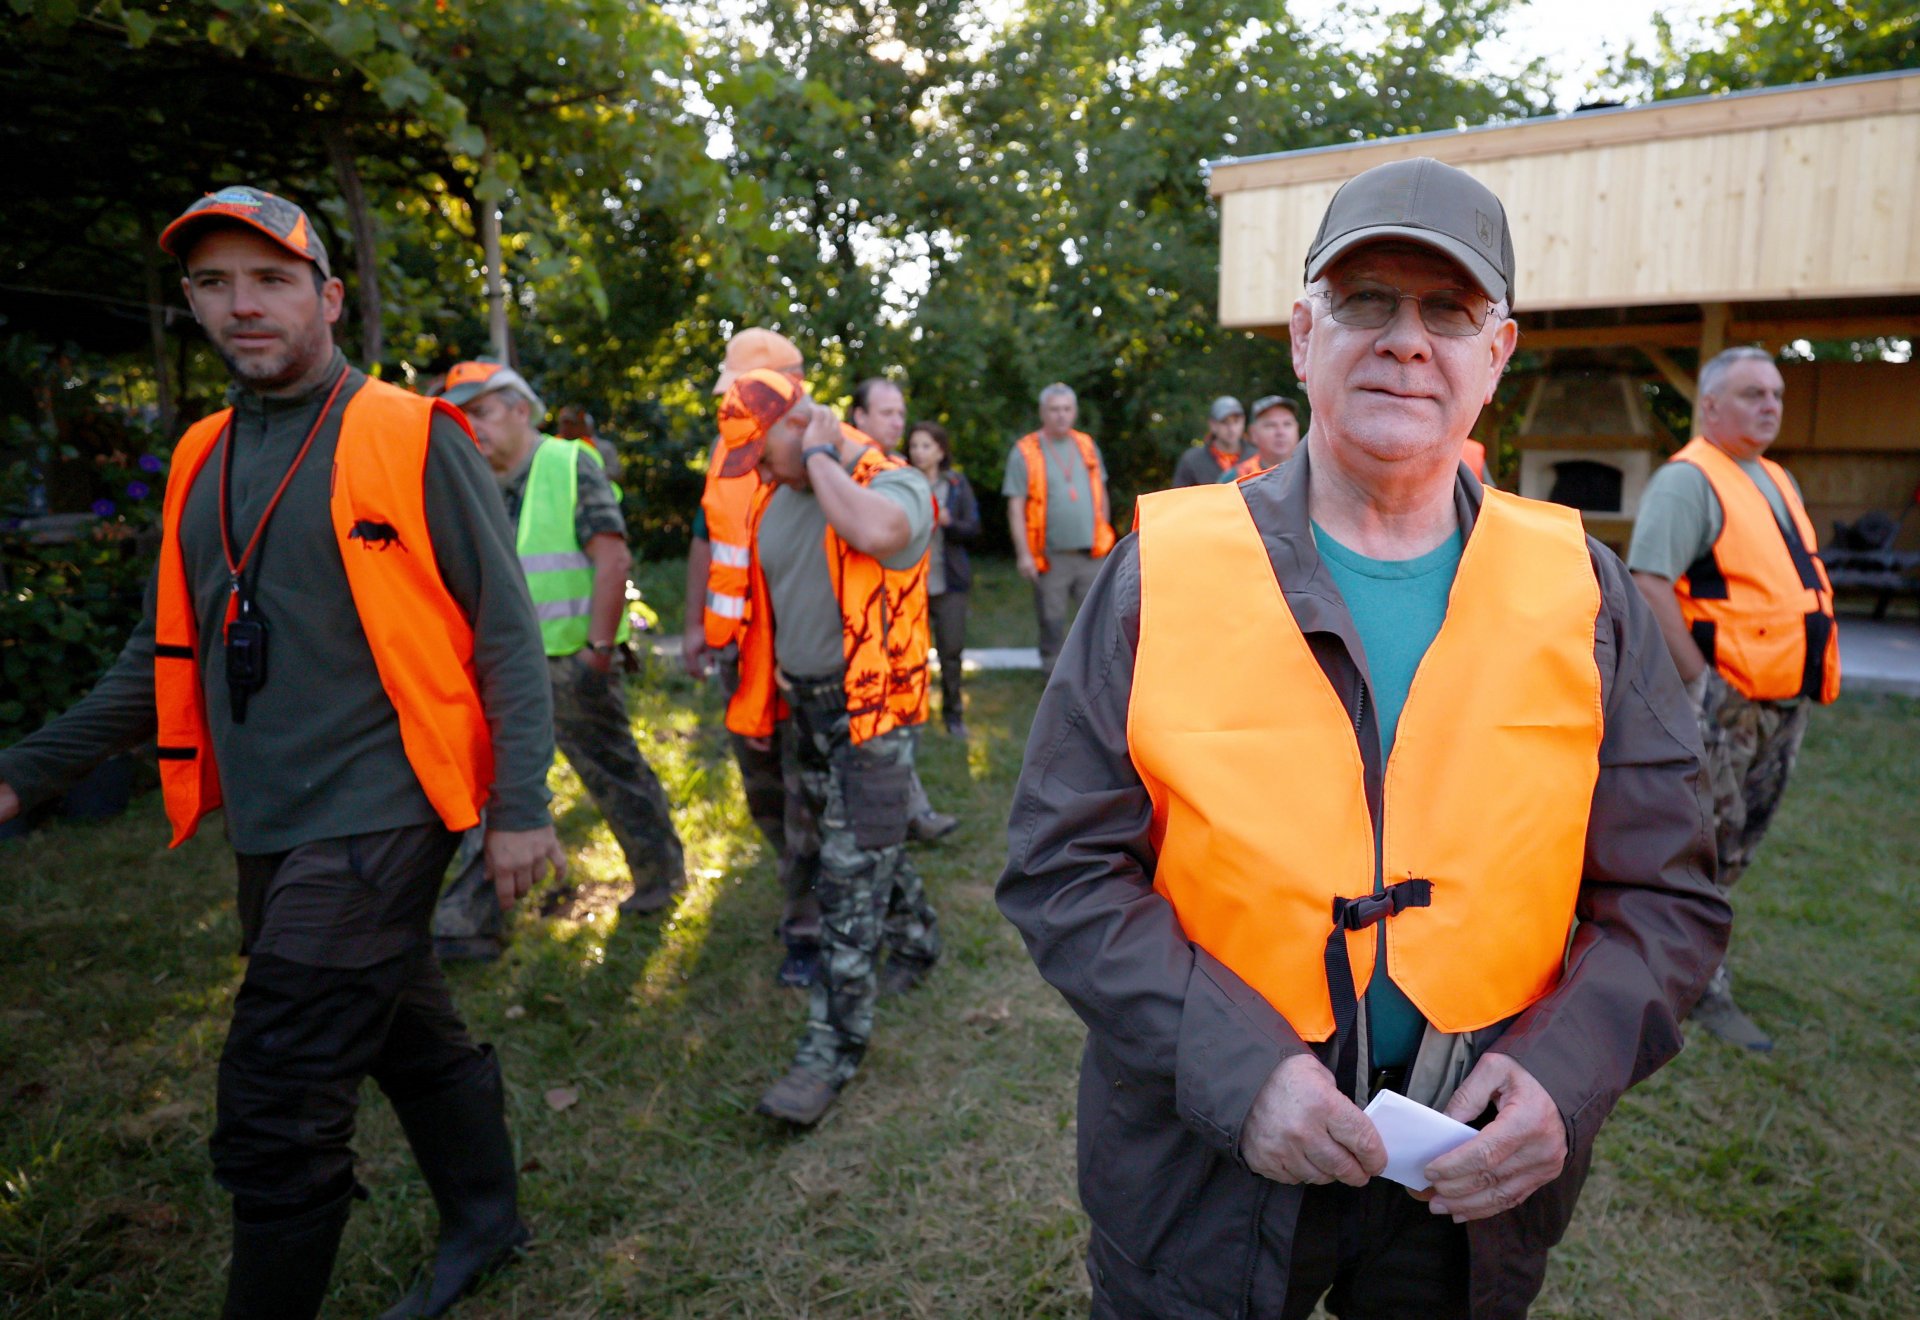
[[1836, 614, 1920, 696]]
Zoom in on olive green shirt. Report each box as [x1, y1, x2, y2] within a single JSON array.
[[1002, 434, 1106, 553], [757, 464, 934, 679], [1627, 453, 1804, 581], [0, 353, 555, 851]]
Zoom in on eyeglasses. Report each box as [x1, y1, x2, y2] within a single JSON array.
[[1313, 280, 1495, 338]]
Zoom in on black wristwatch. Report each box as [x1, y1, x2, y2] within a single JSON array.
[[801, 443, 840, 468], [587, 641, 616, 654]]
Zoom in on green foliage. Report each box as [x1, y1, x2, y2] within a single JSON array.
[[1612, 0, 1918, 97]]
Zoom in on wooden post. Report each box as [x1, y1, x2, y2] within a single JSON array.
[[479, 147, 510, 362], [327, 128, 383, 369], [1690, 302, 1732, 434]]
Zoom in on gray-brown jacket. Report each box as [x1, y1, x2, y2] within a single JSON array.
[[998, 449, 1729, 1318]]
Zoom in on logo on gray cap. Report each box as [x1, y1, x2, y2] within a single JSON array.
[[1304, 157, 1515, 305]]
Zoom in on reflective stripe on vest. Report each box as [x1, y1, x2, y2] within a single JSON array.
[[1671, 438, 1840, 704], [153, 379, 494, 846], [1017, 429, 1116, 575], [517, 436, 630, 657], [700, 433, 760, 649], [727, 448, 933, 745], [1129, 483, 1604, 1039]]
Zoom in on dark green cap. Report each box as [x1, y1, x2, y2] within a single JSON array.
[[1304, 157, 1514, 304]]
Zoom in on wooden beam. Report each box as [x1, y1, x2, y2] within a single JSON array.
[[1520, 323, 1699, 350], [1729, 315, 1920, 345], [1208, 71, 1920, 196], [1640, 346, 1697, 403], [1699, 303, 1731, 360]]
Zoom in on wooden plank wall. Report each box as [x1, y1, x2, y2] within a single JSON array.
[[1772, 362, 1920, 551], [1216, 108, 1920, 326]]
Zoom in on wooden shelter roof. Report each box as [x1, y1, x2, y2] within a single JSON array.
[[1207, 70, 1920, 345]]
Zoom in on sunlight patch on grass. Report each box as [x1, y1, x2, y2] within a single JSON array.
[[630, 867, 723, 1008]]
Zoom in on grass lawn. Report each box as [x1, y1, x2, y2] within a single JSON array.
[[2, 569, 1915, 1317]]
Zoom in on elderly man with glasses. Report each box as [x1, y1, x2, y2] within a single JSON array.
[[999, 157, 1728, 1318]]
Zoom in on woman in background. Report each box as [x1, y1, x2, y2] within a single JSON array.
[[906, 421, 979, 737]]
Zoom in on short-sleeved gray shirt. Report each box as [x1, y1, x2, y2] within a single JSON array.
[[1627, 454, 1803, 581], [1002, 434, 1105, 552], [758, 464, 934, 678]]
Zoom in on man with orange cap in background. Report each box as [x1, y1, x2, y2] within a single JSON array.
[[0, 186, 560, 1317], [684, 328, 822, 984], [717, 368, 941, 1127]]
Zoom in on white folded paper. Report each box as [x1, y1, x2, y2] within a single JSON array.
[[1362, 1088, 1478, 1191]]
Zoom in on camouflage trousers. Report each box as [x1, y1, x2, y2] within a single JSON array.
[[782, 677, 940, 1087], [1692, 670, 1812, 893], [717, 651, 817, 912], [432, 654, 685, 941]]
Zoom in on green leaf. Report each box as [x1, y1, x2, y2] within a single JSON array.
[[123, 8, 157, 47]]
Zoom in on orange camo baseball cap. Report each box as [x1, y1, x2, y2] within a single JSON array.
[[712, 327, 803, 396], [159, 186, 331, 277], [716, 369, 806, 477]]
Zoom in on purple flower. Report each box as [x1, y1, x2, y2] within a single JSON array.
[[126, 481, 151, 501], [91, 498, 117, 518], [138, 453, 164, 473]]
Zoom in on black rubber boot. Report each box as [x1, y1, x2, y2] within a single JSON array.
[[221, 1184, 353, 1319], [380, 1047, 532, 1318]]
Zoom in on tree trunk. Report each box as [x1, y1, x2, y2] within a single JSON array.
[[327, 128, 383, 368], [479, 148, 511, 361], [140, 216, 176, 436]]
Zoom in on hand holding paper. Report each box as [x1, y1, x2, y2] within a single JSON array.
[[1361, 1088, 1477, 1191]]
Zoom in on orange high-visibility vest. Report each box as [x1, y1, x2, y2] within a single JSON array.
[[698, 435, 760, 649], [1017, 430, 1116, 574], [1129, 483, 1604, 1040], [727, 446, 932, 745], [153, 379, 494, 847], [1461, 438, 1487, 481], [1670, 438, 1840, 704]]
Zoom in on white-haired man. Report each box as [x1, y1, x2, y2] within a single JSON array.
[[1000, 157, 1728, 1317], [1002, 383, 1115, 676]]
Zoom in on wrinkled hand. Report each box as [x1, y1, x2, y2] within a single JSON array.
[[681, 629, 711, 680], [485, 825, 568, 912], [1015, 556, 1040, 583], [1421, 1053, 1567, 1221], [0, 782, 18, 825], [1243, 1053, 1386, 1187]]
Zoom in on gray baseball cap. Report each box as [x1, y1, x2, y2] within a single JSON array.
[[1208, 395, 1245, 422], [435, 359, 546, 415], [1304, 157, 1515, 304], [1250, 394, 1301, 422]]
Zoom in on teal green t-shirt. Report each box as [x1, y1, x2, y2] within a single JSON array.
[[1313, 521, 1464, 1070]]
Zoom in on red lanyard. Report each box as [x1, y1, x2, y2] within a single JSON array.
[[1046, 437, 1081, 503], [216, 370, 348, 613]]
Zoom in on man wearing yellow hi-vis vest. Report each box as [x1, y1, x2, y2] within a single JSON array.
[[436, 362, 685, 949]]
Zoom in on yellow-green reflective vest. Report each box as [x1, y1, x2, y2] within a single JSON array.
[[518, 436, 631, 657]]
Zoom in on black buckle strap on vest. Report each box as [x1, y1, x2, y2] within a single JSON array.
[[1321, 879, 1433, 1092], [1801, 610, 1833, 700]]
